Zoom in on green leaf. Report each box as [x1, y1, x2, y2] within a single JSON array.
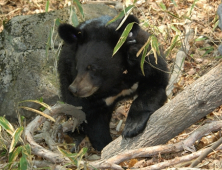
[[165, 35, 179, 57], [39, 97, 43, 102], [203, 48, 214, 56], [19, 145, 31, 170], [213, 20, 219, 31], [140, 42, 149, 76], [70, 7, 79, 27], [150, 35, 159, 64], [18, 100, 51, 111], [19, 106, 55, 122], [215, 56, 222, 59], [72, 0, 84, 19], [183, 15, 192, 20], [159, 2, 167, 11], [200, 46, 214, 56], [9, 127, 24, 153], [76, 147, 88, 168], [20, 155, 28, 170], [170, 0, 177, 6], [170, 25, 181, 34], [106, 5, 135, 26], [58, 146, 87, 167], [195, 37, 206, 41], [137, 37, 151, 57], [188, 0, 198, 15], [9, 146, 22, 163], [0, 149, 7, 156], [199, 46, 213, 50], [45, 27, 53, 59], [113, 22, 135, 56], [0, 117, 15, 135], [22, 144, 31, 156], [166, 11, 180, 19], [45, 0, 50, 12], [57, 147, 78, 164], [55, 18, 62, 26]]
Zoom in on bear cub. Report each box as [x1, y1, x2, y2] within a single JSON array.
[[58, 15, 168, 151]]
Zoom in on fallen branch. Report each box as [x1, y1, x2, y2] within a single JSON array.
[[138, 144, 222, 170], [89, 120, 222, 169], [24, 103, 85, 164], [190, 136, 222, 167], [102, 61, 222, 159], [23, 100, 222, 169]]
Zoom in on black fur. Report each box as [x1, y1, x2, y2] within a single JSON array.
[[58, 15, 168, 151]]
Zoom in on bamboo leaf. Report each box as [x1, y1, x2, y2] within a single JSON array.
[[0, 117, 15, 135], [106, 5, 135, 26], [150, 35, 159, 64], [188, 0, 198, 15], [8, 146, 22, 164], [202, 47, 214, 56], [113, 22, 135, 56], [137, 37, 151, 57], [140, 43, 149, 76], [170, 0, 177, 6], [70, 7, 79, 27], [19, 106, 55, 122], [170, 25, 181, 34], [159, 2, 167, 11], [19, 145, 31, 170], [165, 35, 179, 57], [195, 37, 207, 41], [20, 155, 28, 170], [72, 0, 84, 19], [213, 20, 219, 31], [55, 18, 62, 26], [57, 146, 78, 164], [9, 127, 24, 153], [115, 6, 134, 30], [45, 0, 50, 12], [18, 100, 51, 111]]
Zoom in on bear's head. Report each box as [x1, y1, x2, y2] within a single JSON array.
[[58, 15, 141, 98]]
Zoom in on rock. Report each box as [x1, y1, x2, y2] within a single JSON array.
[[0, 4, 117, 122], [87, 154, 101, 161]]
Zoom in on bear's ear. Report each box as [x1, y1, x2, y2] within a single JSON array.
[[58, 24, 83, 44], [117, 15, 140, 36]]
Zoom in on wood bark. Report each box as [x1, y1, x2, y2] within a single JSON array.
[[102, 62, 222, 160]]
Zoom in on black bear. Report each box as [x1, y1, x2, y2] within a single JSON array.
[[58, 15, 168, 151]]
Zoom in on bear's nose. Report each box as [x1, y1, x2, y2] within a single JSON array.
[[68, 85, 78, 95]]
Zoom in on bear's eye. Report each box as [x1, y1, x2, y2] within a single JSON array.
[[87, 65, 96, 72]]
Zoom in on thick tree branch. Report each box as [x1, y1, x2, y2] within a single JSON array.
[[102, 62, 222, 159]]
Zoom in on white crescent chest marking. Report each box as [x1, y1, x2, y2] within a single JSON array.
[[104, 82, 139, 106]]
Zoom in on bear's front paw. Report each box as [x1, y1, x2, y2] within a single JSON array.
[[122, 118, 147, 138]]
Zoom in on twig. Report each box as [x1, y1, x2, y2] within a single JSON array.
[[138, 144, 222, 170], [89, 120, 222, 169], [190, 136, 222, 167], [166, 27, 194, 97]]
